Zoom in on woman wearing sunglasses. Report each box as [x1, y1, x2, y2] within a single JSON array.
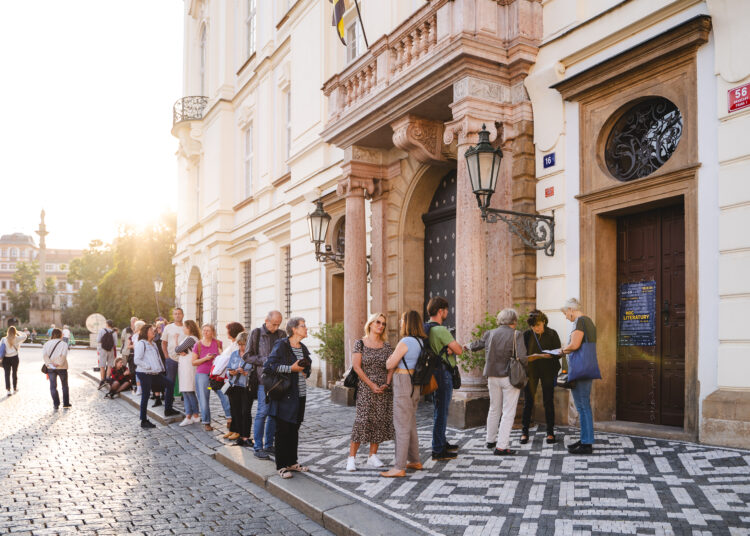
[[346, 313, 394, 472]]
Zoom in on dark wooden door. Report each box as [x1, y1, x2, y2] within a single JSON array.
[[616, 204, 685, 426], [423, 171, 457, 329]]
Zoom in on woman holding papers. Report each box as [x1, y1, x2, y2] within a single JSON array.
[[520, 310, 562, 445]]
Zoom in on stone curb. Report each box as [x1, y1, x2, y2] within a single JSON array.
[[214, 446, 423, 536], [80, 370, 183, 425]]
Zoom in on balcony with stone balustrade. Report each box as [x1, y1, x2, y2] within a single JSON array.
[[321, 0, 541, 150]]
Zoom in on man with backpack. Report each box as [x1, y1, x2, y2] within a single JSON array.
[[425, 297, 463, 461], [97, 320, 118, 390]]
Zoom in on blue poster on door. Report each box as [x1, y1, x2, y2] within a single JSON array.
[[618, 280, 656, 346]]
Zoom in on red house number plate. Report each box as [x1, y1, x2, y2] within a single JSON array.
[[728, 83, 750, 113]]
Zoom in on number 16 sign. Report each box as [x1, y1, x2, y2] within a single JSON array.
[[729, 83, 750, 113]]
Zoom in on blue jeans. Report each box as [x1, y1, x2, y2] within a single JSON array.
[[195, 373, 231, 424], [48, 369, 69, 408], [254, 384, 276, 450], [182, 391, 199, 415], [571, 379, 594, 445], [163, 359, 179, 411], [136, 372, 173, 422], [432, 365, 453, 453]]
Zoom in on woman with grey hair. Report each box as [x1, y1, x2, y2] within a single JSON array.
[[264, 317, 312, 478], [467, 308, 528, 455], [561, 298, 598, 455]]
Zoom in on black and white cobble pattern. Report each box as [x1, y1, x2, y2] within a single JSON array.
[[0, 348, 332, 536], [295, 393, 750, 536]]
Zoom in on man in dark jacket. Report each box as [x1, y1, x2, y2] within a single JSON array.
[[244, 310, 284, 459]]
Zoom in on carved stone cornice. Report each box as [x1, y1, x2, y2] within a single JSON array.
[[337, 176, 373, 198], [391, 115, 448, 165]]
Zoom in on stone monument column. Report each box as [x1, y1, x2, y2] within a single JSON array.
[[443, 77, 515, 428]]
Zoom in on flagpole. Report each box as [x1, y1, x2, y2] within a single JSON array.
[[353, 0, 369, 49]]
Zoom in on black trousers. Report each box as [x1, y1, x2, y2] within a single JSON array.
[[521, 359, 557, 434], [3, 355, 19, 391], [275, 396, 306, 470], [227, 386, 252, 438]]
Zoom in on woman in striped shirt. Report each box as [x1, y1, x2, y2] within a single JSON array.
[[264, 317, 311, 479]]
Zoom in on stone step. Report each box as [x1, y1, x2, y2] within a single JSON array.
[[80, 370, 183, 425], [214, 445, 422, 535]]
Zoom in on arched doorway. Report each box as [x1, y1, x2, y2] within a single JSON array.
[[422, 171, 457, 328]]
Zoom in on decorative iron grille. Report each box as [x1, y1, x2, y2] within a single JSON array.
[[283, 246, 291, 318], [605, 97, 683, 182], [243, 261, 252, 330], [173, 96, 208, 126]]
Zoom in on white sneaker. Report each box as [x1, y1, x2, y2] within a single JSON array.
[[190, 416, 201, 424], [366, 454, 385, 468], [346, 456, 357, 472], [179, 417, 192, 427], [135, 388, 142, 396]]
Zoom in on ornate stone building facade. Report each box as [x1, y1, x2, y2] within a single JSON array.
[[174, 0, 749, 446]]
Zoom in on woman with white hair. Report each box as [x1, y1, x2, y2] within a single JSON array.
[[467, 308, 528, 455], [561, 298, 598, 455]]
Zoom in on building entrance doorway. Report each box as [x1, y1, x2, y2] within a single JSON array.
[[616, 203, 685, 426], [422, 171, 456, 328]]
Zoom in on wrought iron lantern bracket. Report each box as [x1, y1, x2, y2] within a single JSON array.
[[312, 241, 372, 283], [480, 207, 556, 257]]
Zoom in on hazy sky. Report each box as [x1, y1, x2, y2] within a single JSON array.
[[0, 0, 184, 250]]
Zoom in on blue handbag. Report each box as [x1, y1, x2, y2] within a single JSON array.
[[0, 340, 5, 359], [567, 332, 601, 382]]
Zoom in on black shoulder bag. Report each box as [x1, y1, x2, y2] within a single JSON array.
[[42, 341, 63, 374]]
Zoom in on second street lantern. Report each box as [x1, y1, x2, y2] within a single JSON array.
[[465, 124, 503, 211]]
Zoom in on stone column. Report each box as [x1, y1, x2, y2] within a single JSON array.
[[369, 179, 390, 316], [339, 180, 368, 370], [443, 77, 514, 428]]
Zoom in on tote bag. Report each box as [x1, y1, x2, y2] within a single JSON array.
[[507, 331, 528, 389], [567, 330, 601, 382]]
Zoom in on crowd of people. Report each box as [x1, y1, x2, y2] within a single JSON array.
[[1, 292, 598, 480]]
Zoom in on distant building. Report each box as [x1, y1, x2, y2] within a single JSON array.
[[0, 228, 83, 327]]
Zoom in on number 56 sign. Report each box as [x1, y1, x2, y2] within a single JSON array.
[[728, 83, 750, 113]]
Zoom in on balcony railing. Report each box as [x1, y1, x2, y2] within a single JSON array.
[[323, 1, 441, 124], [173, 96, 208, 126]]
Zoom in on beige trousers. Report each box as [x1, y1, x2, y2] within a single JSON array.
[[391, 373, 421, 471], [486, 376, 521, 449]]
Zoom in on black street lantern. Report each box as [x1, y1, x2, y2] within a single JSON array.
[[465, 124, 503, 211], [308, 200, 343, 270], [466, 124, 556, 256], [153, 275, 164, 294], [308, 200, 331, 248]]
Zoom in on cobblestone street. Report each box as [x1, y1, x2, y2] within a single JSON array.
[[2, 346, 750, 535], [0, 347, 331, 536]]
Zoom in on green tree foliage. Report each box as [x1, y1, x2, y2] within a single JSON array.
[[62, 214, 176, 329], [44, 277, 57, 297], [7, 261, 39, 322], [97, 213, 176, 328], [458, 306, 530, 372]]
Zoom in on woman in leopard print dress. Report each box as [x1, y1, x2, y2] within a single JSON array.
[[346, 313, 394, 471]]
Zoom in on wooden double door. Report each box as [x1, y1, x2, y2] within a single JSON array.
[[616, 203, 685, 427]]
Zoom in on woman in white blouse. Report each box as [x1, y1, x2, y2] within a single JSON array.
[[133, 323, 168, 429]]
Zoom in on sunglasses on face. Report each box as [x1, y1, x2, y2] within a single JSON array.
[[374, 320, 386, 327]]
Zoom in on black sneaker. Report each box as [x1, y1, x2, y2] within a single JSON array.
[[486, 442, 496, 449], [97, 381, 106, 390], [446, 443, 459, 452], [235, 438, 251, 447], [568, 443, 593, 455], [62, 404, 72, 409], [152, 399, 162, 407], [141, 420, 156, 429], [431, 450, 457, 461], [567, 440, 582, 452], [265, 445, 275, 455], [164, 408, 180, 417], [493, 448, 516, 456], [254, 449, 270, 460]]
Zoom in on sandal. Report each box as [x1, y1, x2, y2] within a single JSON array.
[[278, 469, 293, 479], [519, 435, 529, 444], [546, 434, 556, 444], [287, 463, 309, 473]]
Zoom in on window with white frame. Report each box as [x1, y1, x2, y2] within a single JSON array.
[[346, 20, 364, 63], [285, 90, 292, 162], [244, 124, 253, 197], [200, 25, 207, 95], [195, 164, 201, 222], [10, 248, 17, 258], [246, 0, 257, 58]]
